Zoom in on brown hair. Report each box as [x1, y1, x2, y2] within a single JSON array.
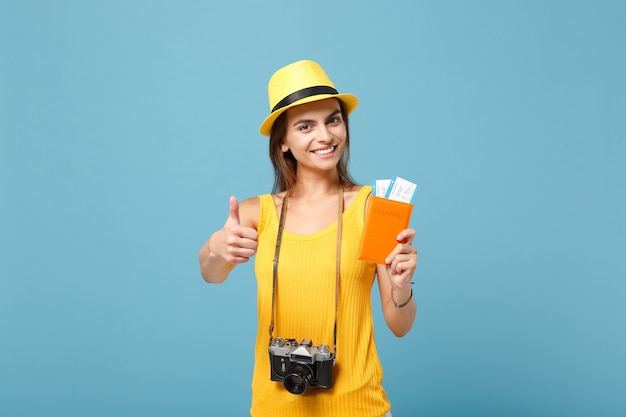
[[268, 99, 356, 193]]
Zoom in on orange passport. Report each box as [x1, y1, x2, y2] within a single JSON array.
[[357, 196, 413, 264]]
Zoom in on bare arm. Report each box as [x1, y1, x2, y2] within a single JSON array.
[[198, 196, 259, 283], [376, 228, 418, 337]]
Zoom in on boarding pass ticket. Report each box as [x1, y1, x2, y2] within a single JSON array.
[[371, 176, 417, 203]]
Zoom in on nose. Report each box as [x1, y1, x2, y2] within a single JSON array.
[[318, 124, 332, 143]]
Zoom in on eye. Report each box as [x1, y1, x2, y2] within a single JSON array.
[[297, 123, 312, 132], [327, 115, 342, 125]]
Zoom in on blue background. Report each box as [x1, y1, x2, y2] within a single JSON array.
[[1, 1, 624, 416]]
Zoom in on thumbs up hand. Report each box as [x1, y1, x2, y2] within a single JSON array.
[[215, 196, 259, 264]]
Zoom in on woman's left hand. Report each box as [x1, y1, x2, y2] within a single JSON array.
[[384, 228, 418, 289]]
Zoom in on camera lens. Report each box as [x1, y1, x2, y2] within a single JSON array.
[[283, 364, 313, 395]]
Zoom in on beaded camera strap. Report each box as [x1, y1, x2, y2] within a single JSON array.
[[269, 185, 344, 356]]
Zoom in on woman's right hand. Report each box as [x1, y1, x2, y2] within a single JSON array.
[[199, 196, 258, 283], [211, 196, 259, 264]]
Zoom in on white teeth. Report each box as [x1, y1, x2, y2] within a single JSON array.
[[313, 147, 334, 155]]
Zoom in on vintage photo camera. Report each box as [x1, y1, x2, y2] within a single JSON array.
[[269, 337, 335, 394]]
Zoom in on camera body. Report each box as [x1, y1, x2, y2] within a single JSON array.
[[269, 337, 335, 394]]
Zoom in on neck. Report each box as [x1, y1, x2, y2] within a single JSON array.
[[288, 171, 343, 198]]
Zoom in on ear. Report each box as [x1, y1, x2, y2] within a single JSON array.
[[281, 143, 289, 153]]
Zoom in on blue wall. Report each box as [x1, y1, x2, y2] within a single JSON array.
[[1, 1, 624, 416]]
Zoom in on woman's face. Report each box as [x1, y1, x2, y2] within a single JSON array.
[[281, 98, 347, 174]]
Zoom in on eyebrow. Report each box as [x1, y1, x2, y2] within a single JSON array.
[[292, 109, 342, 127]]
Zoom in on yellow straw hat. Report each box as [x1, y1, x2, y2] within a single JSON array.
[[259, 60, 359, 136]]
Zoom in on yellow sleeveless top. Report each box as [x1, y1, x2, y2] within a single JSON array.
[[251, 186, 391, 417]]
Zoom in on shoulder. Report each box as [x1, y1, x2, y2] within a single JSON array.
[[238, 196, 261, 229], [344, 183, 370, 207]]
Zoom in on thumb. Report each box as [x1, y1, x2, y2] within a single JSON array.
[[228, 196, 241, 224]]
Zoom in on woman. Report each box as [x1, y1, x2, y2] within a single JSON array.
[[199, 60, 417, 417]]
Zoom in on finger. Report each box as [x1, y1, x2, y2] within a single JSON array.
[[224, 233, 257, 264], [229, 196, 241, 224], [225, 253, 253, 264], [394, 256, 417, 274], [384, 242, 411, 265], [227, 246, 257, 261], [396, 228, 416, 245], [238, 227, 259, 242], [386, 247, 417, 272], [228, 232, 258, 250], [386, 262, 415, 283]]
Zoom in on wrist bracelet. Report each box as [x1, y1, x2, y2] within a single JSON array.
[[391, 287, 413, 308]]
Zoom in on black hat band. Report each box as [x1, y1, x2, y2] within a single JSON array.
[[271, 85, 339, 113]]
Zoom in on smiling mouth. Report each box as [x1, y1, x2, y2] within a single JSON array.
[[312, 145, 337, 155]]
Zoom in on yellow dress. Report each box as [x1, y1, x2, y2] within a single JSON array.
[[251, 186, 391, 417]]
